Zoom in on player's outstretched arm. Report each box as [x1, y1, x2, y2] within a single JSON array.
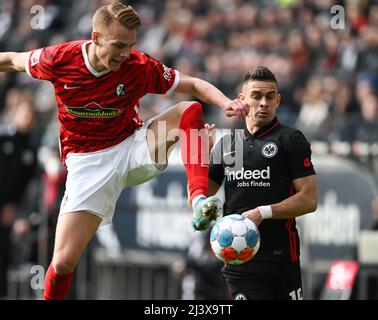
[[0, 52, 29, 72], [175, 72, 249, 119]]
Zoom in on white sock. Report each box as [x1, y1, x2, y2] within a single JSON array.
[[192, 194, 206, 209]]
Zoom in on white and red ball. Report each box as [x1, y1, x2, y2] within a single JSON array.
[[210, 214, 260, 265]]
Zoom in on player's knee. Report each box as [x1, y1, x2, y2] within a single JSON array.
[[52, 256, 77, 275]]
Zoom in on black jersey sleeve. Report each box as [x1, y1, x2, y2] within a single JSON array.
[[209, 138, 224, 186], [288, 130, 316, 179]]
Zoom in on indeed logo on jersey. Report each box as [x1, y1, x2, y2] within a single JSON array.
[[225, 166, 271, 187]]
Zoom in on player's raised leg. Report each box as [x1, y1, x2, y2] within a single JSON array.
[[43, 211, 101, 300], [147, 101, 222, 231]]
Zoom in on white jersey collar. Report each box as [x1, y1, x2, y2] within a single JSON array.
[[81, 41, 111, 77]]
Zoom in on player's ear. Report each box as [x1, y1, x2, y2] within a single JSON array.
[[92, 31, 100, 45], [277, 93, 281, 106], [238, 93, 244, 100]]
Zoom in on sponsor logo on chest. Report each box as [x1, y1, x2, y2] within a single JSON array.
[[64, 102, 123, 118], [225, 166, 271, 187]]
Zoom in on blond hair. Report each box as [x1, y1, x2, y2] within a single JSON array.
[[92, 2, 141, 31]]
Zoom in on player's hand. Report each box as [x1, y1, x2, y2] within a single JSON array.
[[224, 99, 250, 119], [191, 196, 222, 231], [242, 208, 263, 226], [204, 123, 216, 132], [191, 216, 211, 231], [204, 123, 216, 150]]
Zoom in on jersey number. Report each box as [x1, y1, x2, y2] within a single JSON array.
[[289, 288, 303, 300]]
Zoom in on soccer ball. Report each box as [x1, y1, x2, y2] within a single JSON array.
[[210, 214, 260, 265]]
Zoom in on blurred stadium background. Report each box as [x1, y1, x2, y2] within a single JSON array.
[[0, 0, 378, 300]]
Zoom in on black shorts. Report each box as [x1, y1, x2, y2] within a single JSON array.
[[222, 261, 302, 300]]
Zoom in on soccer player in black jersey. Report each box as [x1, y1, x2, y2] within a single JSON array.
[[208, 65, 318, 300]]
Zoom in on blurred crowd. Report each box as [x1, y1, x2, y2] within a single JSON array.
[[0, 0, 377, 298]]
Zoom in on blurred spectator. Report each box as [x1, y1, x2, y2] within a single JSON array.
[[356, 25, 378, 73], [346, 2, 368, 36], [0, 73, 12, 113], [321, 31, 339, 71], [0, 0, 17, 48], [296, 76, 329, 140], [368, 4, 378, 26], [354, 92, 378, 143], [286, 30, 309, 73], [0, 98, 38, 298], [171, 226, 230, 300], [323, 80, 358, 142]]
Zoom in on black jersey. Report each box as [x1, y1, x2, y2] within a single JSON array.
[[209, 117, 316, 263]]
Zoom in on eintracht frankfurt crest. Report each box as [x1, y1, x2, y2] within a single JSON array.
[[234, 293, 247, 300], [261, 142, 278, 158]]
